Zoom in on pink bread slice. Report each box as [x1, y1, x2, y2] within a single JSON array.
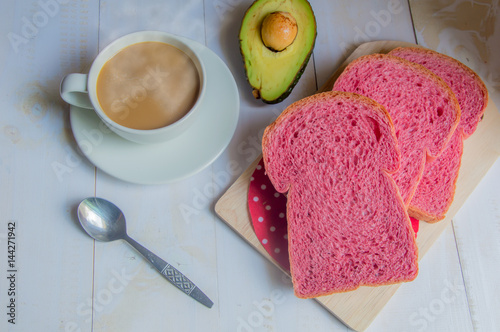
[[333, 54, 461, 206], [389, 47, 488, 222], [262, 91, 418, 298], [408, 131, 463, 222]]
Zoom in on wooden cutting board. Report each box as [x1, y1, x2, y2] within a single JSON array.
[[215, 41, 500, 331]]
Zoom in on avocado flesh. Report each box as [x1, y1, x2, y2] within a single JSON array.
[[240, 0, 316, 104]]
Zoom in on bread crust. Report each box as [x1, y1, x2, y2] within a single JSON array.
[[407, 131, 464, 223], [333, 54, 462, 210], [262, 91, 397, 170], [338, 53, 462, 157], [262, 91, 418, 298], [390, 46, 488, 138], [389, 47, 488, 222]]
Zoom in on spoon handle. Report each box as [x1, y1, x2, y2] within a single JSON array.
[[124, 235, 213, 308]]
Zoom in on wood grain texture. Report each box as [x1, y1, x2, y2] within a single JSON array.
[[0, 0, 497, 331], [0, 1, 99, 331], [90, 1, 220, 332], [409, 2, 500, 330], [409, 0, 500, 110], [215, 40, 500, 331], [452, 160, 500, 332]]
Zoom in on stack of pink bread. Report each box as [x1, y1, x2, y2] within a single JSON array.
[[262, 47, 488, 298], [388, 47, 488, 222]]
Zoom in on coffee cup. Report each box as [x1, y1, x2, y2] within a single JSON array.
[[60, 31, 206, 144]]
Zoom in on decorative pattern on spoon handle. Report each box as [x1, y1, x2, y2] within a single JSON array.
[[160, 264, 196, 295]]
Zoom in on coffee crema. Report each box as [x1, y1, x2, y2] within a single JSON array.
[[96, 41, 200, 130]]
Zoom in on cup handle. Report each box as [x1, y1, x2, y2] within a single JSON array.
[[60, 73, 94, 109]]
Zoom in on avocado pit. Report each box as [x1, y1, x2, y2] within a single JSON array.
[[261, 11, 298, 52], [239, 0, 316, 103]]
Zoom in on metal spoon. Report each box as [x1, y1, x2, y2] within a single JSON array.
[[77, 197, 213, 308]]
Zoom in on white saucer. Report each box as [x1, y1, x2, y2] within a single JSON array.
[[70, 38, 239, 185]]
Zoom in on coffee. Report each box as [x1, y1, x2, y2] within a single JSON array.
[[96, 41, 200, 130]]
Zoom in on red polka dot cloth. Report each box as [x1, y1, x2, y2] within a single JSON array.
[[248, 158, 419, 272]]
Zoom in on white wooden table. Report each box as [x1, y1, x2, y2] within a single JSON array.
[[1, 1, 499, 331]]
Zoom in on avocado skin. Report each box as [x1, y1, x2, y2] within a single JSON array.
[[239, 0, 317, 104]]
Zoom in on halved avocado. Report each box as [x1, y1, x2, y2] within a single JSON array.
[[239, 0, 317, 104]]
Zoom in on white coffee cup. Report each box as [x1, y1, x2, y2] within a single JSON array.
[[60, 31, 206, 144]]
